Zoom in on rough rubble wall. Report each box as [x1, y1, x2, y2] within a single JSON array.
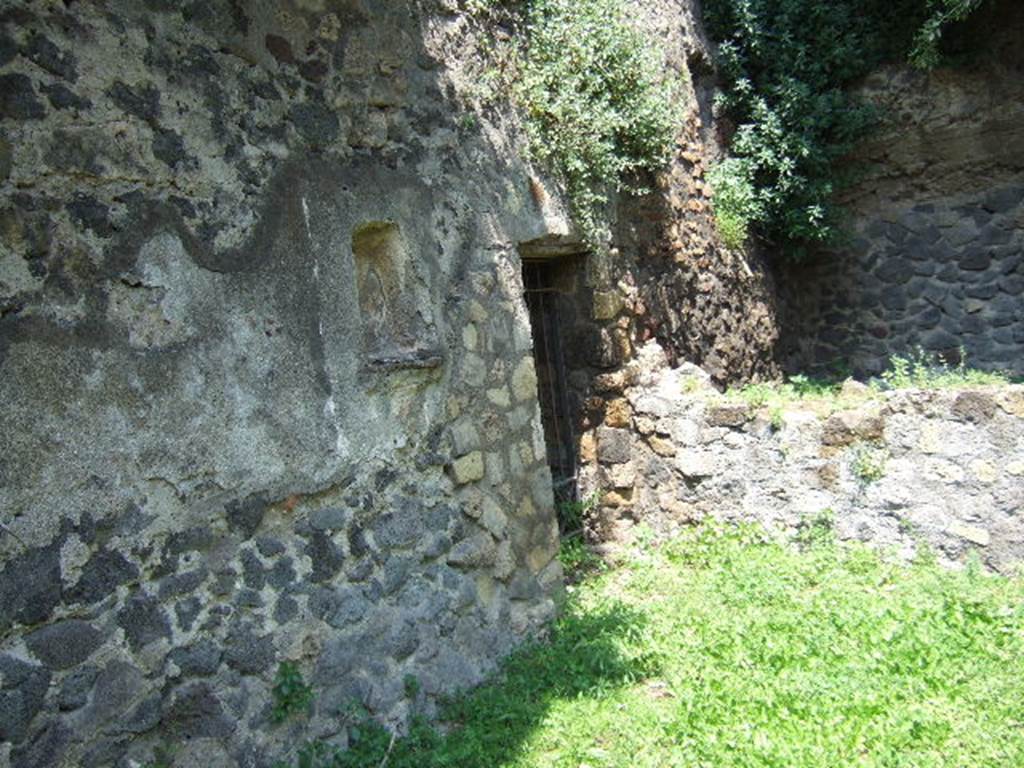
[[780, 0, 1024, 378], [0, 2, 567, 766], [522, 0, 781, 520], [613, 0, 781, 387], [587, 344, 1024, 574]]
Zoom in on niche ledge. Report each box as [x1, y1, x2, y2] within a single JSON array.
[[365, 347, 444, 372]]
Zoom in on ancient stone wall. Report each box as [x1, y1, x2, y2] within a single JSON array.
[[584, 344, 1024, 575], [780, 0, 1024, 379], [0, 2, 567, 766], [612, 0, 781, 387]]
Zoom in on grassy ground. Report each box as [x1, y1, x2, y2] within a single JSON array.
[[283, 525, 1024, 768], [714, 352, 1019, 421]]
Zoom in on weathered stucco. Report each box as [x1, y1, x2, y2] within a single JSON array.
[[0, 2, 568, 765]]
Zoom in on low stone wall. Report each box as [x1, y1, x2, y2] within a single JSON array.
[[583, 345, 1024, 574]]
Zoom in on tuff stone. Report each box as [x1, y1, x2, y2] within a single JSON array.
[[706, 404, 750, 428], [821, 409, 885, 446], [511, 358, 538, 402], [952, 391, 996, 423], [947, 522, 990, 546], [451, 452, 486, 484], [604, 398, 632, 428], [448, 532, 497, 568]]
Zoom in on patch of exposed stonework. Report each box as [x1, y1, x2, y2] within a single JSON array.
[[582, 343, 1024, 575]]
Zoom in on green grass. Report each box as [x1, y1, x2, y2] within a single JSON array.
[[878, 350, 1013, 390], [282, 525, 1024, 767], [718, 351, 1018, 420], [557, 535, 605, 582]]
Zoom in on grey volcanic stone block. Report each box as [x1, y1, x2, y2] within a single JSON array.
[[0, 542, 62, 632], [0, 73, 46, 120], [224, 623, 275, 675], [162, 683, 236, 739], [170, 640, 222, 677], [117, 595, 172, 651], [0, 656, 50, 743], [25, 620, 104, 670], [68, 548, 139, 605], [57, 666, 99, 712]]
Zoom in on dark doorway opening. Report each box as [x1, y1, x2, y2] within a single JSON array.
[[522, 258, 578, 508]]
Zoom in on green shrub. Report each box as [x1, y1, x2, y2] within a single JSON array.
[[558, 535, 605, 580], [514, 0, 682, 246], [851, 444, 888, 483], [703, 0, 985, 257], [795, 508, 836, 547], [910, 0, 985, 67]]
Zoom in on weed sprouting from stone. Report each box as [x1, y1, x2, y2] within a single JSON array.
[[271, 661, 314, 724], [851, 444, 888, 483]]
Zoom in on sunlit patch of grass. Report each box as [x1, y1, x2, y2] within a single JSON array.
[[283, 524, 1024, 767]]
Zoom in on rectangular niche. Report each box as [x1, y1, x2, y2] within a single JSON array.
[[352, 221, 441, 370]]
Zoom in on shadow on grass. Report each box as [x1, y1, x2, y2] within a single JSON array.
[[282, 599, 658, 768]]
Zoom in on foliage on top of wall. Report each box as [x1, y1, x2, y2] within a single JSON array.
[[703, 0, 986, 258], [469, 0, 683, 248]]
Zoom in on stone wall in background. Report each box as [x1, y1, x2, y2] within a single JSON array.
[[583, 343, 1024, 575], [781, 183, 1024, 378], [0, 2, 567, 766], [780, 0, 1024, 379], [614, 0, 782, 387]]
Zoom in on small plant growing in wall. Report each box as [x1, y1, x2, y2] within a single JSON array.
[[271, 661, 314, 723], [876, 348, 1012, 391], [851, 445, 888, 484], [557, 489, 603, 534]]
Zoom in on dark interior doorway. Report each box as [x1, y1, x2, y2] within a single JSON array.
[[522, 258, 578, 507]]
